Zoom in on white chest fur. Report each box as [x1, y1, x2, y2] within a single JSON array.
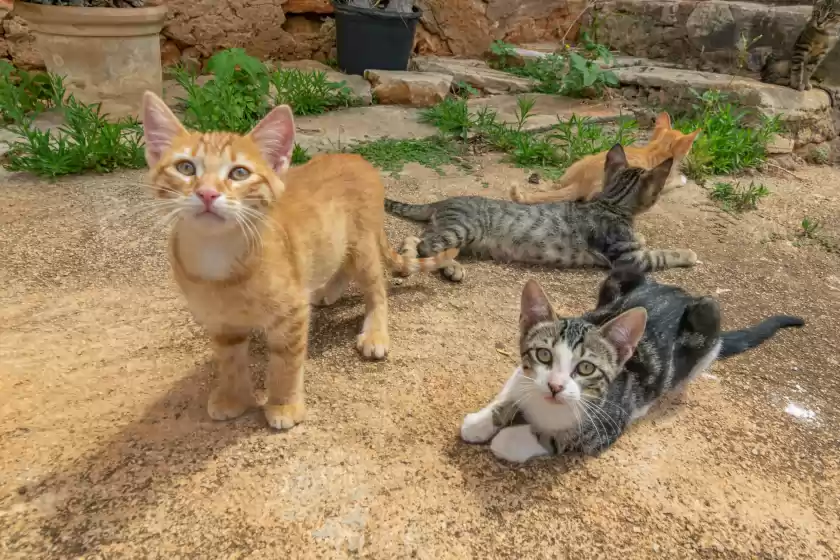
[[176, 230, 248, 281]]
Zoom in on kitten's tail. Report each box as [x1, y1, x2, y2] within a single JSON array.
[[719, 315, 805, 358], [378, 231, 459, 277], [384, 198, 436, 222]]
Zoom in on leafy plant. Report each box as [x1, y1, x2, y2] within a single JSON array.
[[551, 114, 637, 163], [271, 69, 359, 115], [171, 48, 359, 133], [0, 61, 61, 124], [351, 136, 461, 174], [799, 217, 821, 238], [4, 82, 145, 178], [292, 144, 311, 166], [675, 89, 780, 181], [171, 49, 271, 134], [419, 97, 474, 142], [453, 80, 480, 99], [488, 40, 518, 69], [709, 180, 769, 213], [578, 28, 614, 65]]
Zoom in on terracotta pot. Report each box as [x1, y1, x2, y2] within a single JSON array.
[[13, 3, 167, 119]]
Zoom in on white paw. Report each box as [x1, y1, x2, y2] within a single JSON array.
[[490, 425, 550, 464], [680, 174, 687, 186], [460, 410, 498, 443]]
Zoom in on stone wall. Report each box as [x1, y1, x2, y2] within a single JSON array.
[[1, 0, 588, 69], [588, 0, 840, 83]]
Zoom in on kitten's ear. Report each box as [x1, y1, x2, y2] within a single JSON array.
[[603, 143, 628, 185], [654, 112, 672, 130], [249, 104, 296, 174], [142, 91, 187, 167], [672, 129, 701, 157], [647, 156, 674, 185], [599, 307, 647, 366], [520, 279, 557, 333]]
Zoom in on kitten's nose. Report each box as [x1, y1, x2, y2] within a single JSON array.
[[548, 382, 564, 396], [196, 188, 220, 209]]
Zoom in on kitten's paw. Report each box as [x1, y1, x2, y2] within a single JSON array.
[[805, 81, 813, 91], [680, 174, 688, 186], [399, 236, 421, 259], [264, 402, 306, 430], [509, 185, 524, 202], [684, 250, 698, 266], [490, 425, 549, 464], [461, 410, 498, 443], [311, 289, 342, 307], [357, 330, 389, 360], [207, 387, 252, 421], [441, 262, 465, 283]]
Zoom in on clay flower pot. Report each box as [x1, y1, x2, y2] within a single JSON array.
[[13, 3, 167, 119]]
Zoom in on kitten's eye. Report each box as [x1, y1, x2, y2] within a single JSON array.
[[175, 160, 196, 176], [576, 361, 596, 376], [229, 166, 251, 181], [535, 348, 553, 365]]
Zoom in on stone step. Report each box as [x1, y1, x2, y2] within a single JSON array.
[[410, 56, 536, 95], [467, 94, 625, 133], [616, 64, 835, 146], [296, 95, 625, 153], [590, 0, 839, 84]]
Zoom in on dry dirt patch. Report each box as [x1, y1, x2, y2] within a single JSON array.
[[0, 159, 838, 559]]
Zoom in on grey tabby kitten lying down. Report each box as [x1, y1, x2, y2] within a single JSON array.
[[461, 270, 804, 463], [385, 144, 696, 283]]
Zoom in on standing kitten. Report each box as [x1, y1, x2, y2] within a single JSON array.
[[386, 144, 697, 283], [510, 113, 701, 204], [141, 92, 455, 430], [460, 272, 804, 463], [761, 0, 840, 91]]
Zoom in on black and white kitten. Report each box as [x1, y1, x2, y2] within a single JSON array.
[[460, 269, 805, 463]]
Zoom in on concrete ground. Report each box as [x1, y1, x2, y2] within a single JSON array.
[[0, 155, 838, 559]]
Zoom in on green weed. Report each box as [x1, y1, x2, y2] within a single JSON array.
[[0, 61, 62, 124], [420, 97, 636, 177], [172, 48, 359, 133], [4, 88, 145, 177], [453, 80, 480, 99], [271, 69, 359, 115], [709, 180, 769, 212], [675, 89, 780, 181], [489, 39, 618, 98], [351, 136, 461, 174], [292, 144, 311, 166], [799, 217, 821, 238]]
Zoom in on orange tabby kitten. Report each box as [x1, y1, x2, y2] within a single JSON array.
[[510, 113, 701, 204], [141, 91, 456, 430]]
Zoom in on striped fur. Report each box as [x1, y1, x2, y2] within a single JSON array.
[[761, 0, 840, 91], [460, 272, 805, 461], [385, 144, 696, 282]]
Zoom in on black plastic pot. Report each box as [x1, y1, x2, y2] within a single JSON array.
[[332, 1, 422, 76]]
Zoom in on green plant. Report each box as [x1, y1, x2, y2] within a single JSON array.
[[488, 40, 518, 69], [799, 217, 821, 238], [351, 136, 461, 174], [578, 27, 614, 65], [171, 48, 271, 134], [453, 80, 480, 99], [419, 97, 474, 142], [271, 69, 359, 115], [0, 61, 62, 124], [551, 114, 637, 162], [292, 144, 311, 166], [4, 85, 145, 177], [709, 180, 769, 212], [675, 89, 780, 181]]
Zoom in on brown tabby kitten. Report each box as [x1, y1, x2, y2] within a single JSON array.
[[141, 92, 456, 430], [761, 0, 840, 91]]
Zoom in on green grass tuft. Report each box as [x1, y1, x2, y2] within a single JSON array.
[[709, 180, 769, 213], [351, 136, 461, 174]]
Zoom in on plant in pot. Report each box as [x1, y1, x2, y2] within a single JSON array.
[[13, 0, 167, 119], [331, 0, 421, 76]]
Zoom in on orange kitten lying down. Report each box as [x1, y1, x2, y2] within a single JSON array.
[[141, 92, 456, 430], [510, 113, 701, 204]]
